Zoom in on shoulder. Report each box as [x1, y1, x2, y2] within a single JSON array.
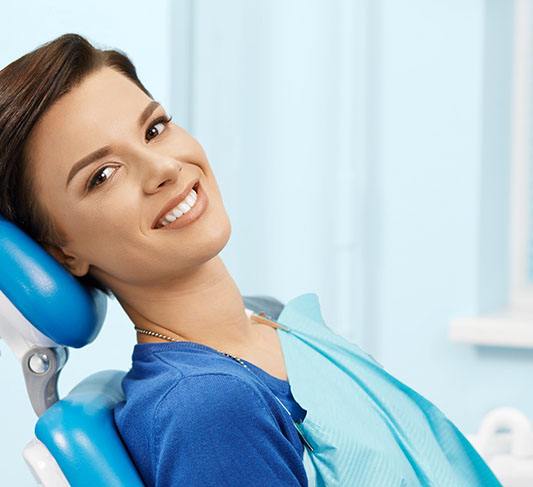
[[154, 372, 273, 425], [151, 373, 308, 486]]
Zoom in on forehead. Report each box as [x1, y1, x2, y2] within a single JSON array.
[[27, 67, 150, 177]]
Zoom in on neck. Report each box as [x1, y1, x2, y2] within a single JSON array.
[[113, 256, 259, 355]]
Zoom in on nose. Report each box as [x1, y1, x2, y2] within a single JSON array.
[[142, 155, 184, 193]]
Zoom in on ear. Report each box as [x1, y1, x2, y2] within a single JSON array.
[[42, 243, 90, 277]]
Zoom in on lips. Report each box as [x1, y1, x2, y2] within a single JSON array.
[[152, 179, 200, 229]]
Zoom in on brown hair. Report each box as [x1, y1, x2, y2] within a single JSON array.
[[0, 33, 155, 298]]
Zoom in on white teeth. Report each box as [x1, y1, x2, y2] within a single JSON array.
[[159, 188, 198, 227], [177, 201, 191, 213], [171, 207, 183, 218]]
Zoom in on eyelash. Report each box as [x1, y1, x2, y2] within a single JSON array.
[[86, 114, 173, 191]]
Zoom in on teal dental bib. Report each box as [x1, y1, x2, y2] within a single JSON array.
[[270, 293, 502, 487]]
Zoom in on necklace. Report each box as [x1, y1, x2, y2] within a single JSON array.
[[135, 326, 251, 368], [134, 312, 271, 367], [134, 311, 314, 452]]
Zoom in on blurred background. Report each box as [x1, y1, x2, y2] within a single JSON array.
[[1, 0, 531, 484]]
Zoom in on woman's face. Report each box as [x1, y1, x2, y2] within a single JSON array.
[[26, 66, 231, 294]]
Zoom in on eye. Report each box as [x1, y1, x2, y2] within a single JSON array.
[[86, 113, 174, 191], [145, 114, 173, 142], [87, 166, 115, 191]]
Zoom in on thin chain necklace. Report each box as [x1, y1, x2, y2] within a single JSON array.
[[134, 311, 314, 452], [135, 326, 251, 367], [134, 312, 273, 368]]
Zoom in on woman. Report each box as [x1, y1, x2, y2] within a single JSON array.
[[0, 33, 501, 486]]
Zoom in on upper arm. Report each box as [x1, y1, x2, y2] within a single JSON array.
[[153, 373, 307, 487]]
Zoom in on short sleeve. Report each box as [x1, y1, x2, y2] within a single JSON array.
[[152, 373, 308, 487]]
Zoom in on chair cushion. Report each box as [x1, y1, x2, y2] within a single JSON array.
[[35, 369, 144, 487]]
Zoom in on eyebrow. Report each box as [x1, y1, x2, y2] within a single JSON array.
[[66, 100, 161, 189]]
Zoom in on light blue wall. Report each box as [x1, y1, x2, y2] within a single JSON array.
[[369, 0, 531, 435], [0, 0, 530, 485]]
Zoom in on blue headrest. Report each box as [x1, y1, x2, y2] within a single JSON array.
[[0, 214, 107, 348]]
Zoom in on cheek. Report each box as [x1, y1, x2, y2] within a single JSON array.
[[91, 191, 137, 227], [68, 203, 129, 244], [75, 213, 143, 264]]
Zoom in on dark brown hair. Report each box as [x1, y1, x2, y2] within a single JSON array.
[[0, 33, 155, 298]]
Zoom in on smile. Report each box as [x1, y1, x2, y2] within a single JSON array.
[[155, 181, 208, 230]]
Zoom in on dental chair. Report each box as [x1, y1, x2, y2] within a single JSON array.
[[0, 214, 145, 486]]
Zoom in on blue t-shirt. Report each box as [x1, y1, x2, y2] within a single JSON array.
[[113, 338, 309, 486]]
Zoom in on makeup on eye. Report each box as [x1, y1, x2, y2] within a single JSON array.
[[85, 113, 173, 192]]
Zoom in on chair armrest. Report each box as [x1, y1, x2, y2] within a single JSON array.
[[35, 369, 144, 487]]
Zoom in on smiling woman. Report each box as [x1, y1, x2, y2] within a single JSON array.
[[0, 33, 313, 486]]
